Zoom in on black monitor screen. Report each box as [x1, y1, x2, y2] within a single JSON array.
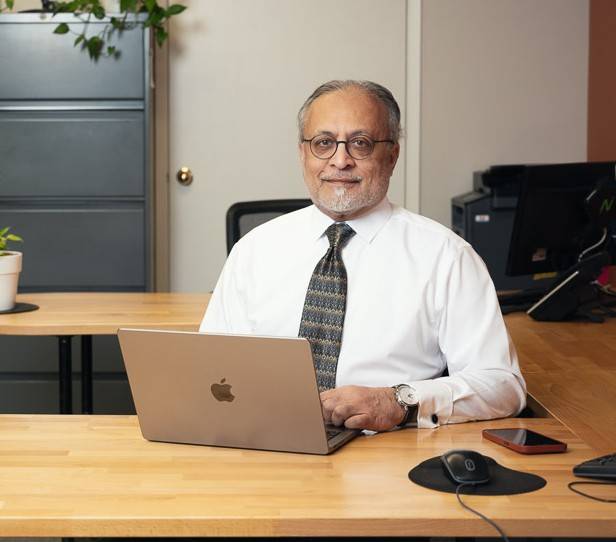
[[507, 162, 616, 277]]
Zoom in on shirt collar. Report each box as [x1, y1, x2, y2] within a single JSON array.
[[308, 196, 393, 244]]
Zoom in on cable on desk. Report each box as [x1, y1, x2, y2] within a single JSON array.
[[455, 483, 509, 542], [568, 481, 616, 503]]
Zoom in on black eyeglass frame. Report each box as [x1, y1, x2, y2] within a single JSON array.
[[302, 135, 395, 160]]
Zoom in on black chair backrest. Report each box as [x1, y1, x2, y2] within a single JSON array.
[[225, 199, 313, 254]]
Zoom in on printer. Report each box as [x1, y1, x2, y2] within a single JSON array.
[[452, 165, 550, 291]]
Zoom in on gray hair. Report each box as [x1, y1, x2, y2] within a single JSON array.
[[297, 80, 401, 143]]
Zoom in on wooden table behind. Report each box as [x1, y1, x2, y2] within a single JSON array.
[[0, 292, 211, 413], [0, 292, 211, 336], [506, 313, 616, 454]]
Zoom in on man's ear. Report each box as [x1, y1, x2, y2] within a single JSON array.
[[298, 141, 307, 165], [389, 143, 400, 170]]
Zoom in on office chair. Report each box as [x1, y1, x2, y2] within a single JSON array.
[[226, 199, 313, 254]]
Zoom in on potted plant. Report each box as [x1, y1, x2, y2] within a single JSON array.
[[0, 227, 23, 311]]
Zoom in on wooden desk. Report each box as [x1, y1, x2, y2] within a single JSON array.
[[506, 313, 616, 454], [0, 415, 612, 538], [0, 293, 210, 414]]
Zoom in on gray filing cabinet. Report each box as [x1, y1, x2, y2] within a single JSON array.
[[0, 13, 153, 412]]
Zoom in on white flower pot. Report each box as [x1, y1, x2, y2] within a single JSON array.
[[0, 251, 22, 311]]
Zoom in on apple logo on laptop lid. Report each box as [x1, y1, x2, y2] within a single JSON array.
[[210, 378, 235, 402]]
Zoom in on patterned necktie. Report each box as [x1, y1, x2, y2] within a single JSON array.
[[299, 222, 356, 391]]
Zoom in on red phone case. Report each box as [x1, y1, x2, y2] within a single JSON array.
[[482, 429, 567, 454]]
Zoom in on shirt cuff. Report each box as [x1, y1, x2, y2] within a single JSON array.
[[410, 379, 453, 428]]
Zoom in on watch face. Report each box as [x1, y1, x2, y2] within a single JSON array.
[[398, 385, 417, 405]]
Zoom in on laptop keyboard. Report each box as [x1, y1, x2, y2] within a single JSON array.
[[326, 426, 343, 440]]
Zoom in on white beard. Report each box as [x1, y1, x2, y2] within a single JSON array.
[[317, 184, 380, 215], [326, 186, 357, 213]]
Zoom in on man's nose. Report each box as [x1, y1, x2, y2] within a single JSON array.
[[329, 141, 355, 168]]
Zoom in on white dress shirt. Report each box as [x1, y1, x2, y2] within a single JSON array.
[[200, 197, 527, 428]]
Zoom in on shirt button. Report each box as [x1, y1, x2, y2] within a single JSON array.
[[431, 414, 439, 424]]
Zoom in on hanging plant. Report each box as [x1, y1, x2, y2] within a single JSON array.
[[0, 0, 187, 60]]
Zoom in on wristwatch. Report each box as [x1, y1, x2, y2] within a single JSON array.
[[392, 383, 419, 427]]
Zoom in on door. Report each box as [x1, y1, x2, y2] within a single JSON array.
[[169, 0, 407, 292]]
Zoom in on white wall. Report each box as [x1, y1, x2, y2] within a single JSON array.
[[168, 0, 409, 291], [420, 0, 589, 226]]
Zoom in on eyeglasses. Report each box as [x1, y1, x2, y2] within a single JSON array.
[[302, 135, 394, 160]]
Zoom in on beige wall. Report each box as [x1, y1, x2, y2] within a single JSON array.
[[9, 0, 592, 234], [420, 0, 589, 226]]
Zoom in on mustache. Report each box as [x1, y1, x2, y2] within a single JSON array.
[[320, 174, 363, 182]]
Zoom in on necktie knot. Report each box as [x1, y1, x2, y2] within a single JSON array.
[[326, 222, 355, 251]]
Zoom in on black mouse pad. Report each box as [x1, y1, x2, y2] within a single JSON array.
[[0, 302, 39, 315], [409, 455, 546, 495]]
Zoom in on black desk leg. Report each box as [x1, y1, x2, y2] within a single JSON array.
[[81, 335, 93, 414], [58, 335, 73, 414]]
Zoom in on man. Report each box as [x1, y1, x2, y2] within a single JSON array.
[[200, 80, 526, 432]]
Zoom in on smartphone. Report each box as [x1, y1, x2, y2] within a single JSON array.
[[482, 428, 567, 454]]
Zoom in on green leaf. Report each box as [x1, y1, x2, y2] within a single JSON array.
[[86, 36, 104, 60], [6, 0, 15, 9], [166, 4, 186, 16], [0, 227, 8, 236], [147, 5, 165, 26], [6, 234, 22, 242], [143, 0, 156, 12], [74, 34, 85, 46], [93, 4, 106, 19], [52, 1, 72, 15], [106, 45, 117, 56], [155, 25, 168, 46], [110, 17, 126, 30], [53, 23, 70, 35], [120, 0, 138, 12]]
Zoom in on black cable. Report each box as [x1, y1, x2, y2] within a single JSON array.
[[455, 483, 509, 542], [568, 481, 616, 503]]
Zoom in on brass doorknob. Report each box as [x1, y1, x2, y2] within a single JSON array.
[[176, 167, 193, 186]]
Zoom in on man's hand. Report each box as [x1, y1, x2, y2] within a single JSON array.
[[320, 385, 406, 432]]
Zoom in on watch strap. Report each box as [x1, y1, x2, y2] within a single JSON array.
[[397, 403, 418, 427], [392, 384, 419, 428]]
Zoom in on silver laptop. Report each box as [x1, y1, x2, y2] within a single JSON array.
[[117, 329, 360, 454]]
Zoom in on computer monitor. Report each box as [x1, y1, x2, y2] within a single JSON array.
[[506, 161, 616, 322], [507, 162, 615, 277]]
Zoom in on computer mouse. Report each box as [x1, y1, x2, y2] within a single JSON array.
[[441, 449, 490, 485]]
